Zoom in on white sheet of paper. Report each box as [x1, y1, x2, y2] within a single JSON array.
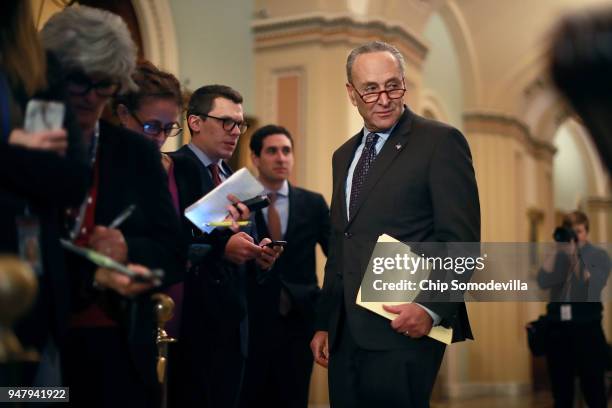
[[184, 167, 264, 233], [356, 234, 454, 345]]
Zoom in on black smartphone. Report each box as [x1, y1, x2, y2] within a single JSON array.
[[264, 240, 287, 248], [233, 195, 270, 212]]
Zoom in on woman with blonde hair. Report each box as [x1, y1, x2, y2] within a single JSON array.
[[0, 0, 89, 386]]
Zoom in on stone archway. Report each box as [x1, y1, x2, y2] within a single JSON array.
[[131, 0, 179, 75]]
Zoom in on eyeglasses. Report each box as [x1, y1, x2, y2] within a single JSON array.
[[66, 72, 119, 97], [350, 80, 406, 104], [197, 113, 249, 135], [130, 111, 183, 138]]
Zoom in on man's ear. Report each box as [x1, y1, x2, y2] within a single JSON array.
[[116, 104, 130, 125], [187, 114, 201, 134], [250, 151, 260, 169], [346, 83, 357, 107]]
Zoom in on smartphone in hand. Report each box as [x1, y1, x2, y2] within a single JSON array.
[[24, 99, 65, 132], [263, 240, 287, 248]]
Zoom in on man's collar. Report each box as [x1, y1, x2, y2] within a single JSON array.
[[187, 142, 224, 170], [264, 180, 289, 197]]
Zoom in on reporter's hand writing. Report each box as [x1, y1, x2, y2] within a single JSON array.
[[94, 264, 157, 297], [8, 128, 68, 156], [89, 226, 128, 263]]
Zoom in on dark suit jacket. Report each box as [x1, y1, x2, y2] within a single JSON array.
[[316, 107, 480, 351], [249, 184, 330, 332], [172, 144, 249, 354], [170, 145, 235, 263], [65, 120, 184, 387], [168, 152, 203, 216], [171, 144, 262, 407]]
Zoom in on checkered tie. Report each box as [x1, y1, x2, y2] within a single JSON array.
[[349, 133, 379, 219]]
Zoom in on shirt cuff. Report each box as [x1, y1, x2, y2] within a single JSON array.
[[415, 303, 441, 326]]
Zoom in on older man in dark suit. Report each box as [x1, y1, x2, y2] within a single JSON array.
[[311, 41, 481, 408]]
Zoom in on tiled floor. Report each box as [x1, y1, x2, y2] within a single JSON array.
[[431, 392, 554, 408], [432, 393, 612, 407], [310, 392, 612, 407]]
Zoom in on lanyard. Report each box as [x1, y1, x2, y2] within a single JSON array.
[[0, 71, 11, 142]]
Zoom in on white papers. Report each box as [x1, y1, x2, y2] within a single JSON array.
[[185, 167, 264, 233]]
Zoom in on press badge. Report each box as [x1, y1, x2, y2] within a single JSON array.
[[560, 304, 572, 321], [16, 215, 43, 277]]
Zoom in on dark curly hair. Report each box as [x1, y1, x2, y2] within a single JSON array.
[[113, 59, 183, 113]]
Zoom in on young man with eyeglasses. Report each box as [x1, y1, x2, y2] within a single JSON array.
[[311, 41, 480, 407], [171, 85, 281, 408]]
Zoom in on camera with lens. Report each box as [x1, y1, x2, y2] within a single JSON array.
[[553, 226, 577, 243]]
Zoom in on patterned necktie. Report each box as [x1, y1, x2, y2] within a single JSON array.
[[349, 133, 379, 218], [266, 192, 282, 241], [208, 163, 223, 187]]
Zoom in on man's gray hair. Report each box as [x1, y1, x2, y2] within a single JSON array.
[[346, 41, 406, 83], [41, 6, 137, 93]]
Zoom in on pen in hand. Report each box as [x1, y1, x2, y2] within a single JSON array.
[[108, 204, 136, 229], [206, 221, 251, 227]]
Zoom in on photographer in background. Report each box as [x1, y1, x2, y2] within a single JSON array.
[[538, 211, 610, 408]]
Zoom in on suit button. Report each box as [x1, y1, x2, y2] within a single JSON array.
[[344, 232, 352, 238]]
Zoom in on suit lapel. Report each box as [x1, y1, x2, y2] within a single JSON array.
[[346, 108, 414, 229], [334, 133, 362, 228], [177, 145, 217, 193], [284, 184, 297, 241], [254, 210, 269, 239]]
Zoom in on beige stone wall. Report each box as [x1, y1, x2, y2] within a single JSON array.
[[30, 0, 612, 404]]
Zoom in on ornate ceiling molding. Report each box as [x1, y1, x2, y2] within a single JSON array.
[[253, 13, 428, 68], [131, 0, 179, 75], [464, 112, 556, 160]]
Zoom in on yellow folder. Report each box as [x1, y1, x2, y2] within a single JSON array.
[[355, 234, 453, 345]]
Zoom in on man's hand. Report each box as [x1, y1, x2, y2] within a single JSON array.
[[310, 330, 329, 368], [542, 242, 578, 273], [89, 226, 128, 263], [226, 193, 251, 220], [382, 303, 433, 338], [94, 264, 157, 297], [556, 241, 577, 256], [224, 232, 262, 264], [9, 128, 68, 156], [255, 237, 282, 270]]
